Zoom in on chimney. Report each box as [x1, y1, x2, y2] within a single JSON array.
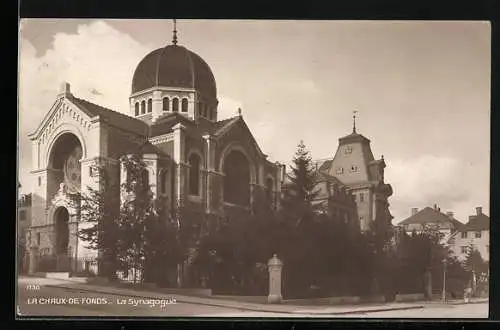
[[58, 81, 71, 97], [411, 208, 418, 216], [476, 207, 482, 216], [446, 212, 454, 219]]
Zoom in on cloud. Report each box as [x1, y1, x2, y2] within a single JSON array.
[[18, 20, 153, 193], [386, 155, 470, 223]]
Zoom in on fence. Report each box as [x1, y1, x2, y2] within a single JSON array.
[[117, 267, 144, 284]]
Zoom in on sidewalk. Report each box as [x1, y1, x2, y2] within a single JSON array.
[[38, 277, 431, 315]]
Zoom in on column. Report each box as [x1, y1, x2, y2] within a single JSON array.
[[151, 91, 162, 122], [203, 134, 215, 214], [268, 254, 284, 304]]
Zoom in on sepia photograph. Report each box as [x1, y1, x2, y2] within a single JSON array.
[[16, 19, 490, 318]]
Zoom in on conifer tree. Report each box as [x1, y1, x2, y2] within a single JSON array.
[[282, 140, 320, 224]]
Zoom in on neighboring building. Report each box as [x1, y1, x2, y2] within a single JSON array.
[[448, 207, 489, 262], [18, 193, 32, 242], [397, 205, 465, 244], [311, 170, 359, 228], [17, 193, 32, 272], [314, 120, 393, 231], [282, 169, 360, 231], [26, 28, 283, 276]]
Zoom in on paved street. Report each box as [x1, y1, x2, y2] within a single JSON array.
[[17, 277, 488, 318]]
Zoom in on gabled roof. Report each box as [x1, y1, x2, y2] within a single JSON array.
[[398, 206, 465, 231], [149, 112, 196, 136], [125, 140, 170, 158], [463, 214, 489, 231], [70, 96, 149, 136]]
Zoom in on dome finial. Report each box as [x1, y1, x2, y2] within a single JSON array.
[[172, 19, 178, 45], [352, 110, 358, 133]]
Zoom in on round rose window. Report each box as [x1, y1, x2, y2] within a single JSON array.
[[63, 145, 82, 193]]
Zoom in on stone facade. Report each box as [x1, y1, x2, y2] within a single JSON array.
[[26, 40, 283, 277], [448, 207, 490, 261], [315, 128, 393, 231]]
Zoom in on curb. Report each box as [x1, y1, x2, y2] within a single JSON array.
[[44, 284, 287, 314], [294, 305, 425, 315], [45, 283, 429, 315]]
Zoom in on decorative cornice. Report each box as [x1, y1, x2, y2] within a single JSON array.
[[149, 133, 175, 144], [30, 99, 93, 144], [130, 86, 196, 99]]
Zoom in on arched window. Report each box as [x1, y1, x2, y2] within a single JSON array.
[[147, 99, 152, 113], [135, 102, 139, 116], [141, 100, 146, 115], [188, 153, 201, 195], [172, 98, 179, 112], [181, 98, 188, 112], [163, 97, 170, 111], [140, 168, 149, 191], [223, 150, 250, 206], [266, 177, 274, 205], [160, 169, 168, 195]]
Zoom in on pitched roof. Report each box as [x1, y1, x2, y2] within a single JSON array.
[[338, 131, 371, 145], [312, 170, 345, 186], [126, 141, 170, 158], [317, 159, 334, 172], [70, 96, 149, 136], [398, 206, 465, 231], [463, 214, 489, 231]]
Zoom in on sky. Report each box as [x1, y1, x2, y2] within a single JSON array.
[[18, 19, 491, 224]]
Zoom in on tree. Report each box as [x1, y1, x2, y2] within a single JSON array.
[[116, 154, 159, 284], [69, 161, 121, 280], [463, 245, 488, 296], [282, 140, 321, 224]]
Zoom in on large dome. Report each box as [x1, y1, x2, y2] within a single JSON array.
[[131, 44, 217, 98]]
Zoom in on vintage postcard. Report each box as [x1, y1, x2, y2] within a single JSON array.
[[17, 19, 490, 318]]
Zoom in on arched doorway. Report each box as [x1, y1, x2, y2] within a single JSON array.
[[223, 150, 251, 206], [48, 133, 83, 195], [54, 206, 71, 271]]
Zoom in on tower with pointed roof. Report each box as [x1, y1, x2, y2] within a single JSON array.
[[318, 113, 393, 231]]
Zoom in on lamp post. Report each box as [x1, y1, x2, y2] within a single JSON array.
[[441, 258, 447, 302]]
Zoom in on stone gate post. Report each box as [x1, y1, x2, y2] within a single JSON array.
[[267, 254, 283, 304], [28, 246, 39, 275]]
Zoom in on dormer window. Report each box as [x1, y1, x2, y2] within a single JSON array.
[[350, 165, 359, 172], [344, 146, 353, 154], [336, 167, 344, 174]]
